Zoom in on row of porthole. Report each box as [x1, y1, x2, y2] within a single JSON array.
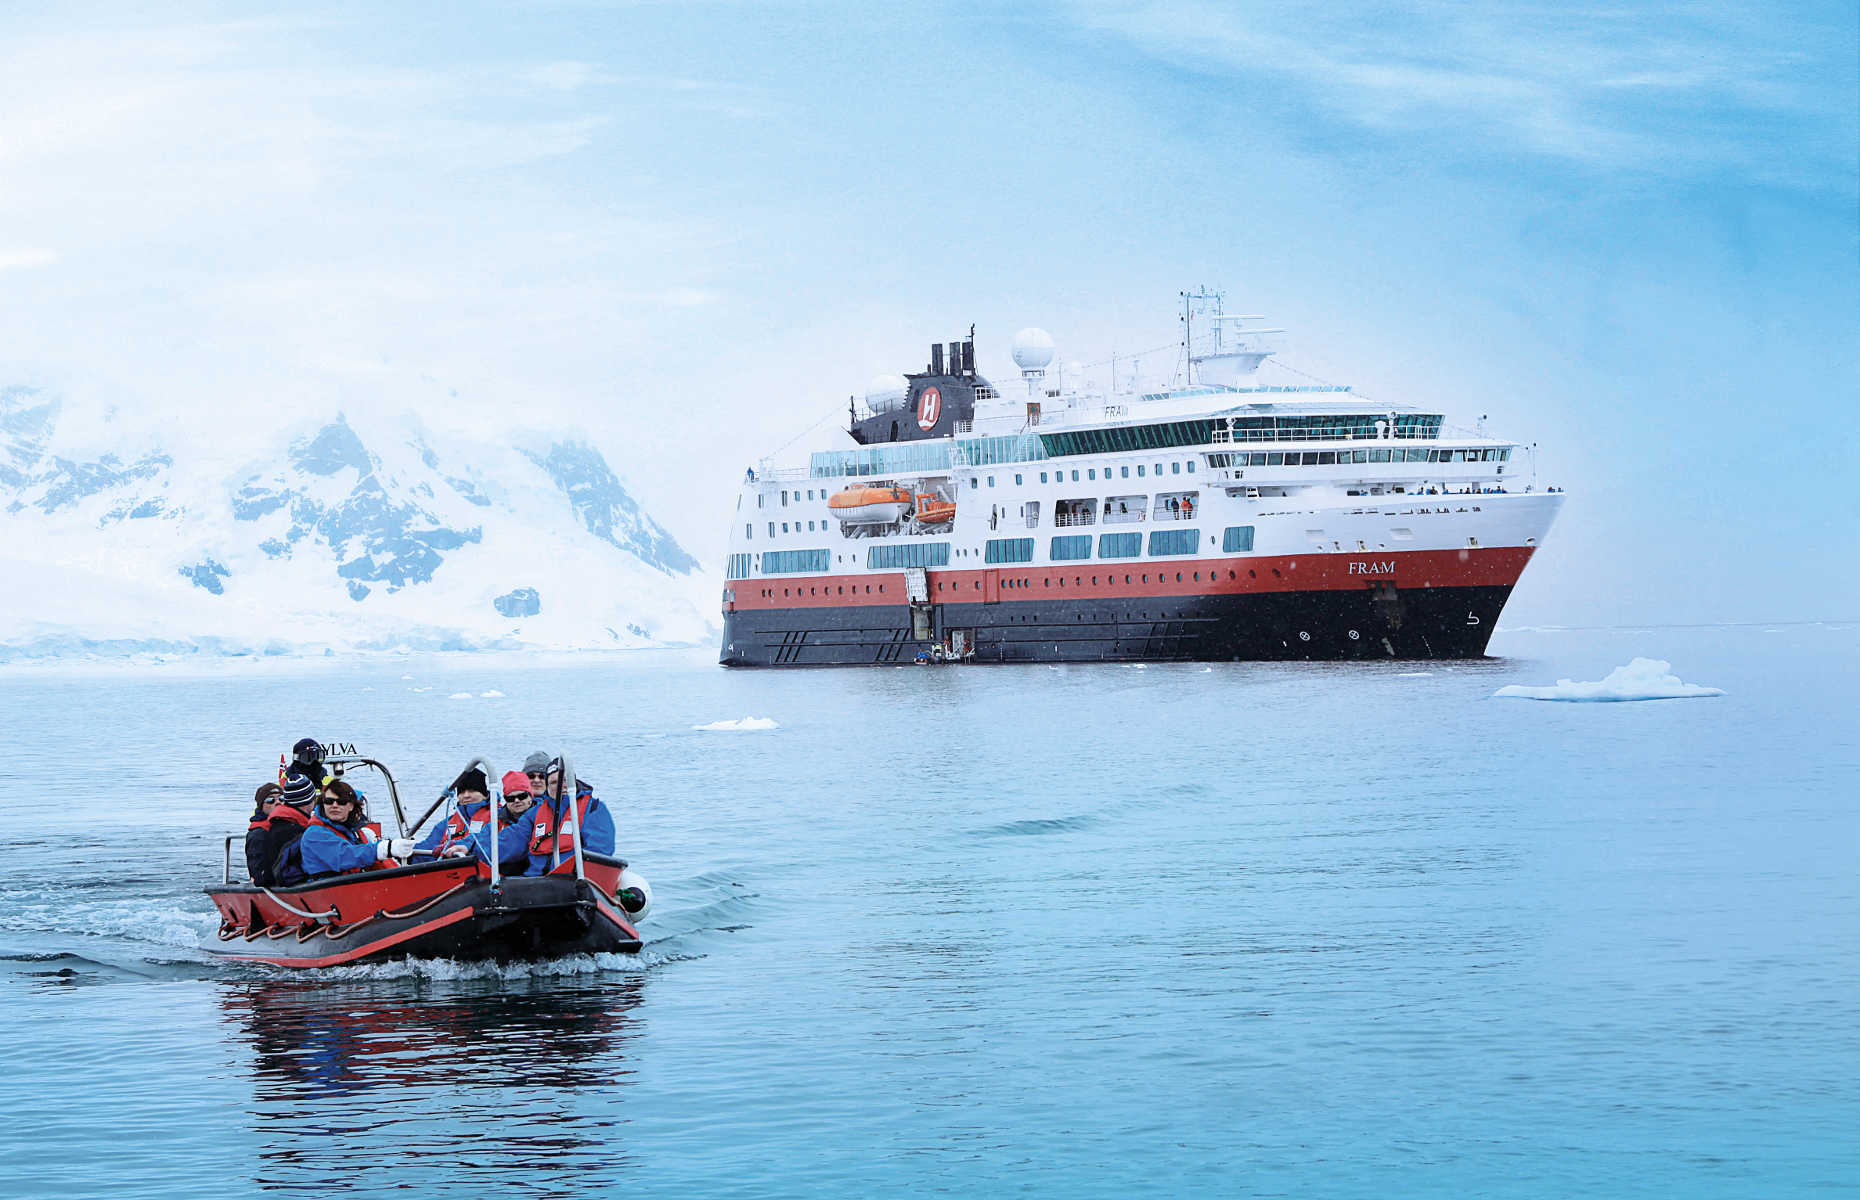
[[753, 566, 1295, 601], [757, 583, 889, 599]]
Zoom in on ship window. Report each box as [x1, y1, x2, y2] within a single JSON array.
[[763, 549, 830, 574], [1050, 535, 1091, 561], [1186, 461, 1195, 473], [745, 524, 752, 540], [758, 494, 765, 508], [1352, 450, 1368, 463], [1148, 528, 1200, 556], [1099, 532, 1141, 559], [1170, 462, 1180, 475], [767, 522, 775, 536], [985, 537, 1034, 564], [1318, 452, 1336, 465], [781, 491, 788, 505], [1370, 449, 1391, 463], [1265, 452, 1282, 466], [988, 476, 996, 487], [781, 523, 789, 533], [1501, 448, 1512, 461], [1121, 466, 1129, 478], [867, 543, 951, 569], [1088, 468, 1096, 480], [1015, 474, 1023, 485], [1137, 465, 1146, 477], [1071, 470, 1080, 482], [1040, 472, 1048, 483], [1222, 526, 1255, 553]]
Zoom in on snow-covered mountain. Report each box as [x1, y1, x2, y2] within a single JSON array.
[[0, 386, 717, 659]]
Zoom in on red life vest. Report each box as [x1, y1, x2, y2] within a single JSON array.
[[308, 814, 385, 872], [438, 802, 490, 851], [527, 794, 594, 864]]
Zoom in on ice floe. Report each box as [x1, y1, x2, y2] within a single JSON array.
[[479, 690, 504, 698], [692, 716, 779, 731], [447, 691, 474, 699], [1494, 657, 1724, 702]]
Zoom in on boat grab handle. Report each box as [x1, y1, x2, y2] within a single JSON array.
[[261, 888, 339, 924]]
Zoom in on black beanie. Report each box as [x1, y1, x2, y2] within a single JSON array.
[[280, 773, 316, 807]]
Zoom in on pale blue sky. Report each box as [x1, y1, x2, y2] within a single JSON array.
[[2, 2, 1853, 625]]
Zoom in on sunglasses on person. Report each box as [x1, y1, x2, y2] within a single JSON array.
[[321, 795, 354, 807]]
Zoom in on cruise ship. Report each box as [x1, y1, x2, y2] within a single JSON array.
[[720, 291, 1561, 667]]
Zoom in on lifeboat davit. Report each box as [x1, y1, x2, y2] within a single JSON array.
[[828, 484, 912, 525], [207, 753, 651, 969]]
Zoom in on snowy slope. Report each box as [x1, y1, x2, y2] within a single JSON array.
[[0, 388, 717, 658]]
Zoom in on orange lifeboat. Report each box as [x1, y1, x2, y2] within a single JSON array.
[[914, 493, 956, 525], [828, 485, 912, 525]]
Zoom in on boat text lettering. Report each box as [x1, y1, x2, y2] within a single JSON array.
[[1347, 561, 1396, 576]]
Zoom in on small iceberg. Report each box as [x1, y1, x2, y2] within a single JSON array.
[[693, 716, 780, 731], [447, 691, 474, 700], [1494, 657, 1724, 702], [479, 690, 504, 698]]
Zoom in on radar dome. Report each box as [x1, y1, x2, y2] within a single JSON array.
[[865, 373, 909, 412], [1011, 327, 1056, 372]]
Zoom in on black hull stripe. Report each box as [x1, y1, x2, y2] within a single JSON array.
[[721, 585, 1514, 666]]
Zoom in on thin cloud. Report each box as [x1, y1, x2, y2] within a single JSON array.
[[0, 249, 56, 271], [1070, 1, 1856, 193]]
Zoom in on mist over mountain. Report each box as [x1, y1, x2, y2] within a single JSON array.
[[0, 386, 717, 660]]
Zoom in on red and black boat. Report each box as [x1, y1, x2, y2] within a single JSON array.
[[208, 753, 651, 969]]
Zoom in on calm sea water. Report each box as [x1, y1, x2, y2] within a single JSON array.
[[2, 625, 1855, 1198]]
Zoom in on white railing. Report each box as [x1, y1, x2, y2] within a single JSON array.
[[1054, 512, 1096, 528]]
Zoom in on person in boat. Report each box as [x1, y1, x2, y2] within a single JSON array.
[[287, 738, 329, 789], [522, 751, 551, 796], [449, 771, 544, 875], [259, 773, 319, 886], [530, 759, 616, 873], [244, 781, 283, 884], [414, 768, 494, 857], [298, 780, 413, 878]]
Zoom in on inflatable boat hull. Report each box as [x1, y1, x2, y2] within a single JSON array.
[[206, 855, 642, 968]]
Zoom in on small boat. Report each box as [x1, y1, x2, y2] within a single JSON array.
[[914, 493, 956, 524], [827, 484, 912, 525], [208, 753, 651, 969]]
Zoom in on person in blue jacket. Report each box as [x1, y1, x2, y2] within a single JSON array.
[[415, 769, 494, 857], [453, 770, 547, 875], [526, 761, 616, 874], [299, 781, 414, 877]]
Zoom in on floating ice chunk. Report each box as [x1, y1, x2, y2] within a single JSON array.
[[692, 716, 779, 731], [447, 691, 474, 699], [479, 690, 504, 698], [1494, 658, 1724, 702], [401, 674, 414, 680], [1397, 671, 1432, 677]]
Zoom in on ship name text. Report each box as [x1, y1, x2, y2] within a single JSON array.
[[1347, 561, 1397, 576]]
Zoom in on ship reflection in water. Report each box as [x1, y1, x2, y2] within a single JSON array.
[[220, 972, 646, 1192]]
